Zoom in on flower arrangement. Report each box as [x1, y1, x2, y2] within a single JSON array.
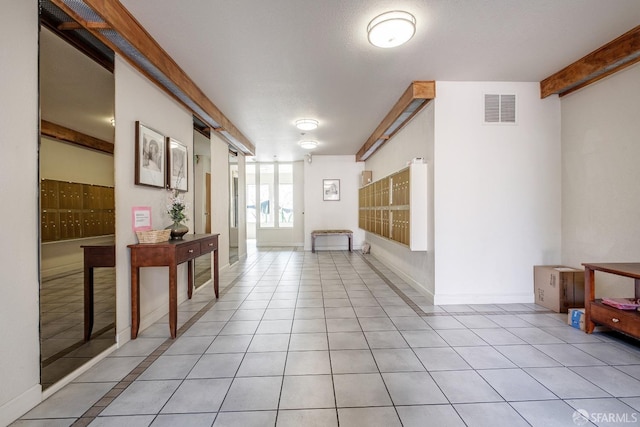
[[166, 188, 189, 224]]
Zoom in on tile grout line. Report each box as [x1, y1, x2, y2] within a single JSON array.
[[70, 261, 259, 426], [47, 248, 570, 426], [354, 252, 554, 318]]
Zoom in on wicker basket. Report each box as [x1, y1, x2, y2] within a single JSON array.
[[136, 229, 171, 244]]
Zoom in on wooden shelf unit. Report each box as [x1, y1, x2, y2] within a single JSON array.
[[358, 163, 427, 251]]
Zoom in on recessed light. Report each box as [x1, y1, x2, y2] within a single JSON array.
[[295, 119, 319, 131], [367, 11, 416, 48], [299, 140, 318, 149]]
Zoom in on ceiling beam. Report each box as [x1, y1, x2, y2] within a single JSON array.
[[40, 10, 114, 72], [540, 25, 640, 98], [51, 0, 255, 156], [41, 120, 114, 155], [356, 81, 435, 162], [57, 22, 112, 31]]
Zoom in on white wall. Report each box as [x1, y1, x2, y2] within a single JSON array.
[[0, 2, 41, 424], [114, 57, 194, 342], [434, 81, 561, 304], [561, 63, 640, 297], [303, 155, 364, 251], [364, 103, 435, 298], [40, 137, 114, 186]]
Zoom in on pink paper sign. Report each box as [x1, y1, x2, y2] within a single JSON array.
[[132, 206, 152, 231]]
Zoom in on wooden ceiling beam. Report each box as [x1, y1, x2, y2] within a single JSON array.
[[540, 25, 640, 98], [41, 9, 114, 72], [58, 21, 111, 31], [41, 120, 114, 155], [53, 0, 255, 156], [356, 81, 435, 162]]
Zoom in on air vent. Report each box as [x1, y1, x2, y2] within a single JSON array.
[[484, 94, 516, 124]]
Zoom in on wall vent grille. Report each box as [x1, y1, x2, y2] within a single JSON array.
[[484, 94, 516, 124]]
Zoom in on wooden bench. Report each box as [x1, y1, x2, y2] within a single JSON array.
[[311, 229, 353, 253]]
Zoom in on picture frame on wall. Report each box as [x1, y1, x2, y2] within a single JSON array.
[[323, 179, 340, 201], [135, 121, 165, 188], [167, 137, 188, 192]]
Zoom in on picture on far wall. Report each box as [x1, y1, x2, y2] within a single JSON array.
[[167, 137, 188, 192], [135, 121, 165, 188], [323, 179, 340, 201]]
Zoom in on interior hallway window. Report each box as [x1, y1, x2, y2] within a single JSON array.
[[259, 164, 274, 227], [279, 164, 293, 228], [248, 162, 294, 229], [246, 164, 256, 224]]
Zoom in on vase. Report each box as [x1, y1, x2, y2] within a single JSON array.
[[166, 221, 189, 240]]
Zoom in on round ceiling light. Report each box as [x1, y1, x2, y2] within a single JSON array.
[[295, 119, 319, 131], [367, 11, 416, 48], [298, 140, 318, 149]]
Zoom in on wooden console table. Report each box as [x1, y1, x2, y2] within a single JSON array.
[[128, 234, 219, 339], [583, 262, 640, 337], [311, 229, 353, 253], [82, 244, 115, 341]]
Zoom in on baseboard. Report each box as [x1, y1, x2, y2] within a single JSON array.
[[42, 343, 117, 400], [308, 245, 361, 252], [256, 242, 305, 248], [368, 254, 434, 304], [0, 384, 41, 426], [138, 303, 172, 333], [434, 292, 535, 305], [117, 328, 131, 347]]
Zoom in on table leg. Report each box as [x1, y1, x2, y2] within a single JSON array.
[[213, 248, 219, 298], [312, 234, 316, 253], [348, 234, 352, 252], [585, 267, 596, 334], [635, 278, 640, 299], [84, 266, 94, 341], [169, 263, 178, 339], [188, 259, 194, 299], [131, 266, 140, 339]]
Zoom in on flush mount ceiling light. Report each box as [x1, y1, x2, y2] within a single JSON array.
[[367, 10, 416, 48], [295, 119, 319, 131], [298, 140, 318, 149]]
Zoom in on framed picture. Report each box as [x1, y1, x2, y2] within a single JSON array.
[[132, 206, 152, 231], [167, 138, 188, 192], [323, 179, 340, 201], [135, 121, 165, 188]]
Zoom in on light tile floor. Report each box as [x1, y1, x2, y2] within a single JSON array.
[[40, 268, 116, 389], [15, 247, 640, 426]]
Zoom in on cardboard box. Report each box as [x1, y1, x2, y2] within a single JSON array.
[[568, 308, 586, 330], [534, 265, 585, 313]]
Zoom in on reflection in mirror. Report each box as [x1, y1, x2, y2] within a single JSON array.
[[39, 22, 116, 389], [193, 126, 212, 288], [229, 152, 239, 265]]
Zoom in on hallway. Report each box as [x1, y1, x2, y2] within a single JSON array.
[[16, 248, 640, 426]]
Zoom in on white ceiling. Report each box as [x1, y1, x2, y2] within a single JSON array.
[[40, 27, 115, 143], [46, 1, 640, 161]]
